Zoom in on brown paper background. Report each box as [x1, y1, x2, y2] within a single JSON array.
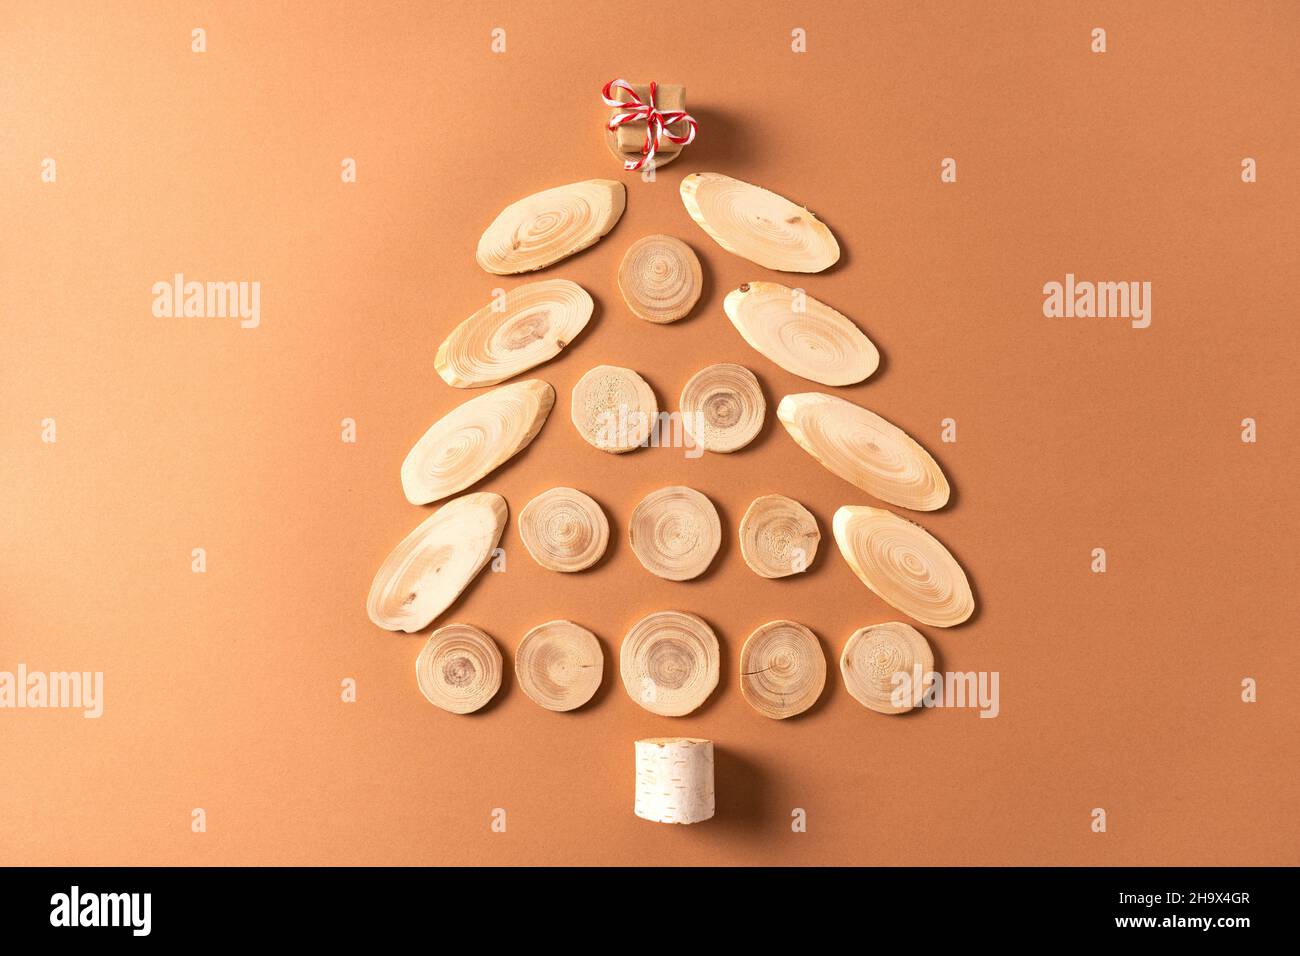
[[2, 1, 1297, 866]]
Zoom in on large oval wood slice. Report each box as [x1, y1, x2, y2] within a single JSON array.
[[401, 379, 554, 505], [779, 393, 950, 511], [415, 623, 503, 713], [435, 280, 593, 388], [723, 282, 879, 386], [840, 621, 934, 715], [833, 506, 974, 628], [679, 173, 840, 273], [367, 493, 508, 633], [621, 611, 720, 716], [476, 179, 626, 275]]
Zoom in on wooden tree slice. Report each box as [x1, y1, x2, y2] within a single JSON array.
[[678, 363, 766, 453], [517, 487, 609, 572], [367, 492, 508, 633], [415, 623, 503, 714], [435, 280, 594, 388], [401, 379, 554, 505], [738, 494, 820, 578], [833, 506, 975, 628], [634, 738, 715, 824], [570, 364, 658, 453], [476, 179, 626, 275], [679, 172, 840, 273], [739, 620, 826, 719], [840, 621, 934, 715], [723, 282, 879, 386], [628, 486, 722, 581], [779, 393, 950, 511], [620, 611, 720, 716], [617, 235, 702, 324], [514, 619, 603, 712]]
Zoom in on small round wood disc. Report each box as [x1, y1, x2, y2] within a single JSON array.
[[617, 235, 702, 324], [628, 486, 722, 581], [570, 364, 658, 453], [415, 624, 503, 714], [739, 620, 826, 719], [738, 494, 820, 578], [518, 487, 609, 572], [678, 363, 766, 453], [840, 621, 934, 715], [515, 620, 603, 712], [620, 611, 720, 716]]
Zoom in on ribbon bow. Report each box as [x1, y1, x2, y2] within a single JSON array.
[[602, 78, 697, 171]]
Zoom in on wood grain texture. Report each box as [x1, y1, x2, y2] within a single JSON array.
[[514, 619, 603, 712], [628, 486, 722, 581], [435, 280, 593, 388], [620, 611, 720, 716], [739, 620, 826, 719], [680, 172, 840, 272], [415, 623, 504, 714], [840, 621, 934, 715], [617, 234, 702, 323], [476, 179, 626, 274]]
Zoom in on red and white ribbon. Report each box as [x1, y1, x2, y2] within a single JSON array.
[[602, 78, 697, 171]]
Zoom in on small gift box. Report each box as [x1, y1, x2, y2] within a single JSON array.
[[602, 79, 697, 171]]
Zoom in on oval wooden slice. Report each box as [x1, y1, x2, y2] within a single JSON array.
[[779, 393, 950, 511], [367, 493, 508, 633], [570, 364, 658, 453], [833, 506, 974, 628], [678, 363, 766, 453], [620, 611, 720, 716], [738, 494, 820, 578], [739, 620, 826, 719], [477, 179, 626, 275], [840, 621, 934, 715], [515, 619, 603, 712], [401, 379, 554, 505], [679, 172, 840, 273], [435, 280, 594, 388], [517, 486, 609, 572], [723, 282, 879, 386], [415, 623, 503, 714], [628, 486, 722, 581], [617, 235, 702, 324]]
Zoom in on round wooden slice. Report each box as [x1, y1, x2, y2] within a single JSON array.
[[679, 173, 840, 273], [517, 487, 609, 572], [617, 235, 702, 324], [515, 620, 603, 712], [723, 282, 879, 386], [435, 279, 593, 388], [366, 492, 508, 633], [678, 363, 766, 453], [400, 379, 554, 505], [628, 486, 722, 581], [415, 623, 504, 714], [739, 620, 826, 719], [570, 364, 658, 453], [840, 621, 934, 715], [738, 494, 820, 578], [778, 392, 950, 511], [620, 611, 720, 716], [476, 179, 626, 275], [833, 506, 974, 628]]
